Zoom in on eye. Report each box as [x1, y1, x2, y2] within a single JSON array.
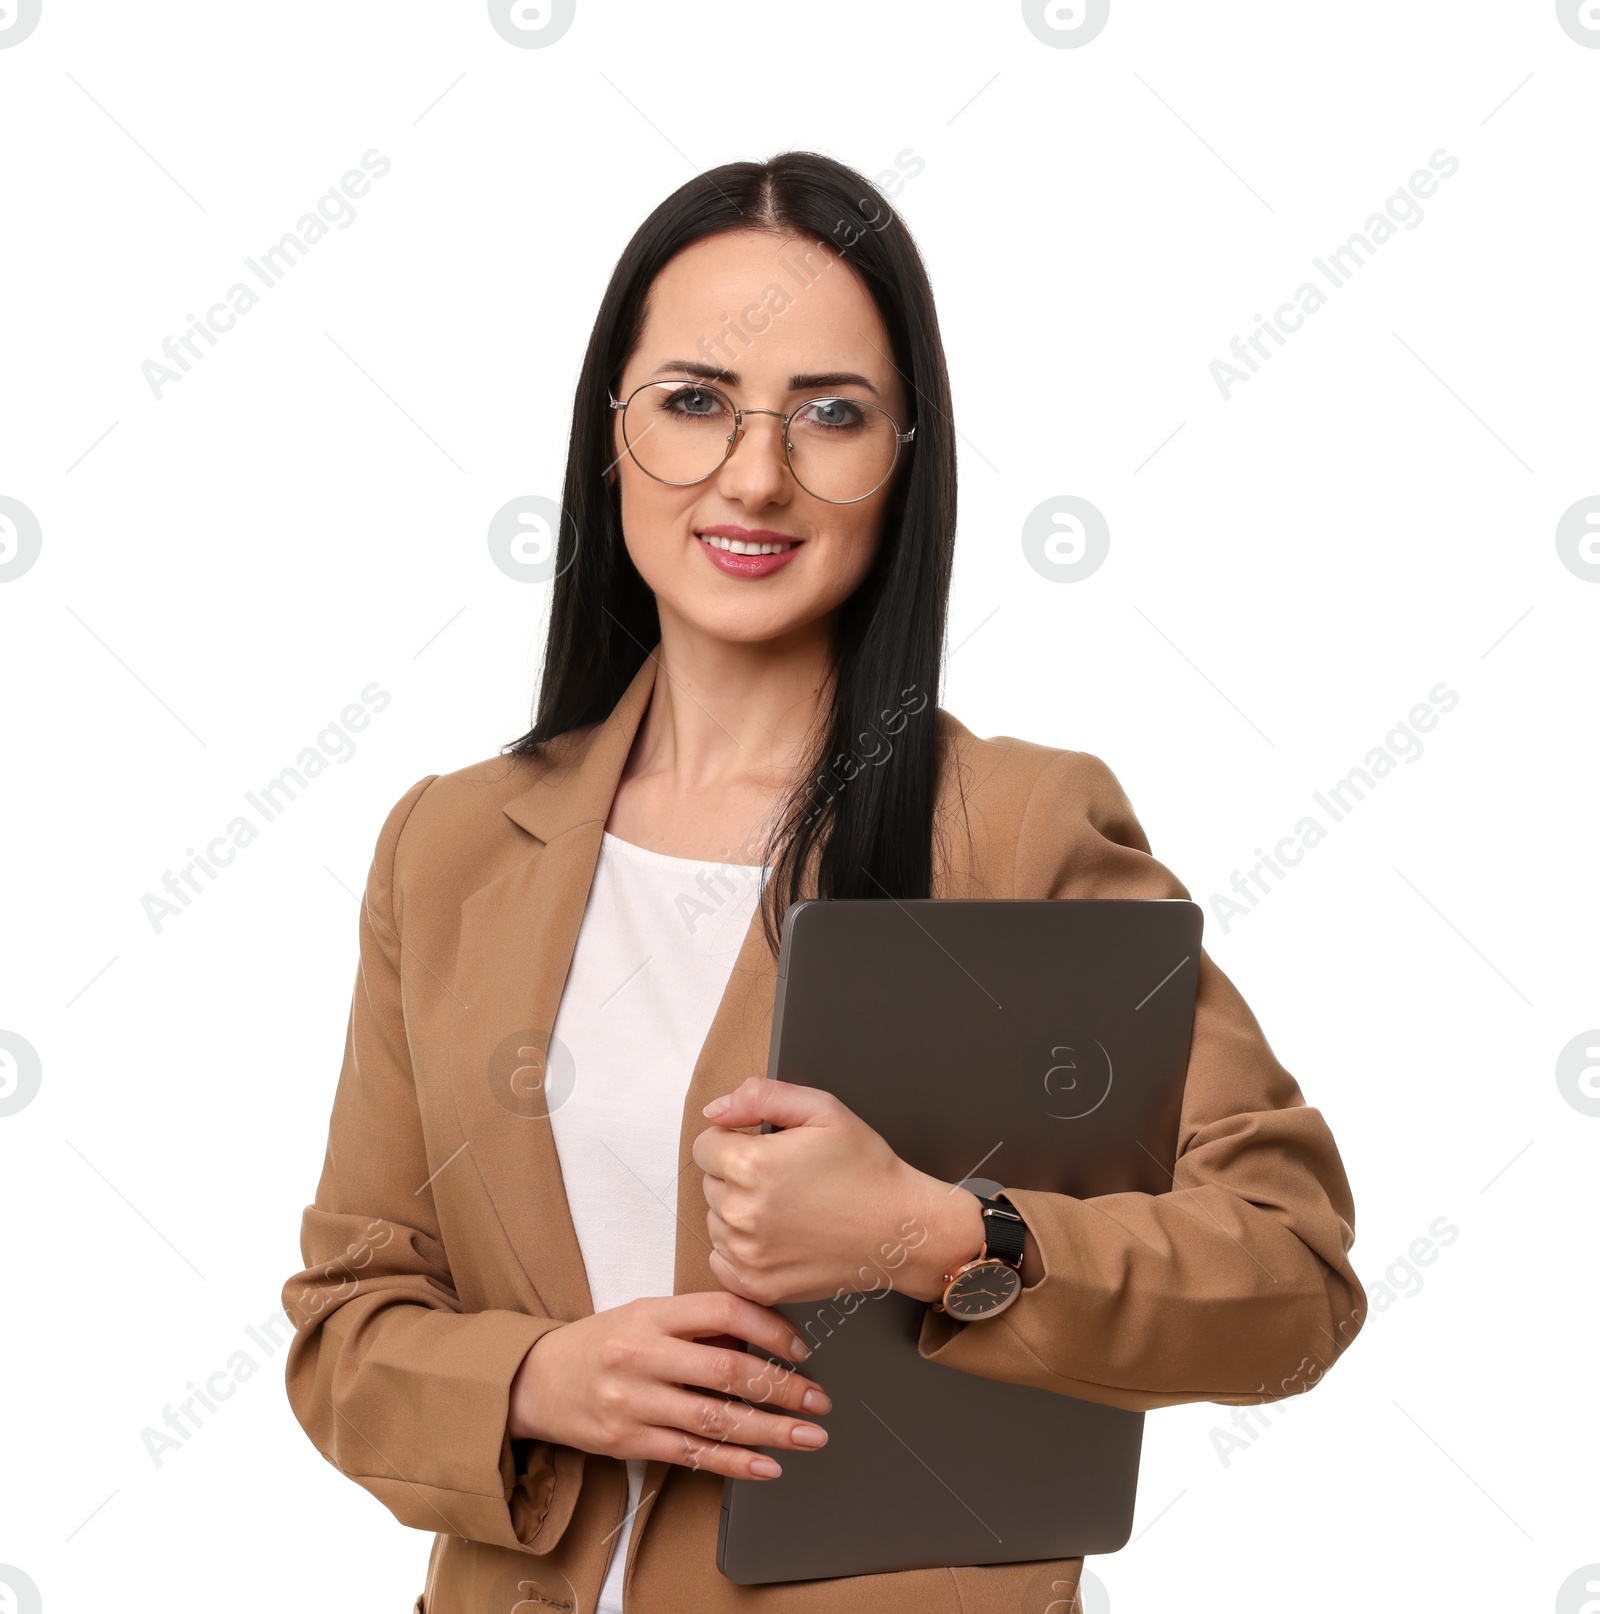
[[797, 397, 868, 432], [661, 385, 729, 420]]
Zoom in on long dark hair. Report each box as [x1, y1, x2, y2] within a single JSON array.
[[505, 150, 959, 954]]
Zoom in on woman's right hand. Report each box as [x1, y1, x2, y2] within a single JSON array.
[[507, 1291, 831, 1480]]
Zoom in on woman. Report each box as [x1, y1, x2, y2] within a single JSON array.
[[281, 151, 1364, 1614]]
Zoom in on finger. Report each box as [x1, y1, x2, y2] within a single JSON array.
[[700, 1217, 774, 1304], [704, 1202, 740, 1253], [694, 1331, 747, 1352], [690, 1124, 748, 1181], [657, 1335, 831, 1416], [706, 1241, 766, 1305], [702, 1198, 747, 1277], [700, 1172, 730, 1216], [653, 1290, 812, 1364], [700, 1076, 838, 1131], [633, 1423, 787, 1482], [656, 1384, 829, 1459]]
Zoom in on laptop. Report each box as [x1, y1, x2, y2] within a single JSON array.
[[716, 897, 1203, 1585]]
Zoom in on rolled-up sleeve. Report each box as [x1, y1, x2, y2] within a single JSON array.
[[918, 749, 1364, 1410], [281, 775, 584, 1551]]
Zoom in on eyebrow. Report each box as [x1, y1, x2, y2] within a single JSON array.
[[650, 359, 881, 397]]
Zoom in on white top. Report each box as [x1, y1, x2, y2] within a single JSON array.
[[547, 830, 770, 1614]]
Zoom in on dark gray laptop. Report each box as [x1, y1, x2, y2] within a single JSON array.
[[717, 897, 1203, 1586]]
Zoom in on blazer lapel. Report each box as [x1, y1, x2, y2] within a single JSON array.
[[446, 646, 781, 1320], [447, 651, 658, 1320]]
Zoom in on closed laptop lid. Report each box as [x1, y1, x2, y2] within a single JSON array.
[[718, 897, 1203, 1585]]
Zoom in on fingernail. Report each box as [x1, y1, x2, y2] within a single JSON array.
[[802, 1389, 830, 1414], [702, 1095, 731, 1118], [788, 1336, 809, 1359], [750, 1456, 782, 1478], [791, 1424, 828, 1448]]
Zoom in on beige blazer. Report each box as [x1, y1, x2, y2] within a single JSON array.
[[282, 650, 1363, 1614]]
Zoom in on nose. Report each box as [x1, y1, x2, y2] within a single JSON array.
[[715, 411, 792, 510]]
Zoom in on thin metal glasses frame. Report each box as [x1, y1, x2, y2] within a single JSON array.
[[608, 379, 915, 506]]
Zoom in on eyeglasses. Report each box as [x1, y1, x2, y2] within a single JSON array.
[[608, 380, 915, 506]]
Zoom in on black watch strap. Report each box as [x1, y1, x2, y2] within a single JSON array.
[[977, 1193, 1026, 1269]]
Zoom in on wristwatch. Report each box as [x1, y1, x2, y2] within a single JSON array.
[[933, 1186, 1027, 1321]]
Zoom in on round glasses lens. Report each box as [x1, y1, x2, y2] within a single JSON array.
[[622, 383, 736, 485], [786, 398, 901, 502]]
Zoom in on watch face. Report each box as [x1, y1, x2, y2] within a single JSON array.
[[944, 1260, 1022, 1320]]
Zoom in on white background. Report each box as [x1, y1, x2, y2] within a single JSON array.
[[1, 2, 1596, 1611]]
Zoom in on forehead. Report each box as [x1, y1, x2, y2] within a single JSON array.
[[633, 229, 895, 389]]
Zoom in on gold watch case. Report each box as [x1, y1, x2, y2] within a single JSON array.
[[934, 1256, 1023, 1320]]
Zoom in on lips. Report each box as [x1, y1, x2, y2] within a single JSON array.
[[695, 525, 803, 579]]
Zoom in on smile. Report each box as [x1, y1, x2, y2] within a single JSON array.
[[695, 526, 804, 578], [697, 531, 800, 554]]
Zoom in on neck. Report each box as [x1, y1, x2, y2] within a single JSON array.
[[631, 613, 834, 799]]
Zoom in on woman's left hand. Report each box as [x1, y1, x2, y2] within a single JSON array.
[[692, 1077, 985, 1306]]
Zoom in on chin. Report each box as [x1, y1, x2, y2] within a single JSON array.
[[679, 600, 814, 646]]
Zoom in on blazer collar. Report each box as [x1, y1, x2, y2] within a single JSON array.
[[500, 649, 661, 847]]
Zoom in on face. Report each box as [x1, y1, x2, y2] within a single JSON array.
[[610, 229, 911, 648]]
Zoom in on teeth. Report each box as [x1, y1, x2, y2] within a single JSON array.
[[700, 534, 797, 555]]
